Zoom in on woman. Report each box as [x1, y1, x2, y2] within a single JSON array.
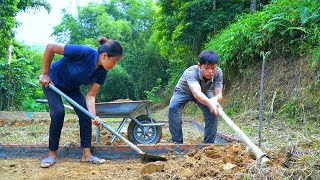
[[38, 37, 123, 168]]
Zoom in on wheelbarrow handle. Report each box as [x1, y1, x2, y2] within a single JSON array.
[[36, 99, 48, 103], [47, 83, 145, 155]]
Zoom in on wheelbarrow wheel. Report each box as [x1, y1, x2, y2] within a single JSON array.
[[127, 115, 162, 144]]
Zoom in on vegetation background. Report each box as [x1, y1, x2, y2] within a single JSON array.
[[1, 0, 318, 122]]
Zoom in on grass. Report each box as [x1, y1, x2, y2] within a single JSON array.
[[0, 114, 125, 146]]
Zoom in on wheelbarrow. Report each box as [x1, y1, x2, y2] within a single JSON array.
[[37, 96, 165, 146], [37, 83, 166, 162], [94, 100, 164, 145]]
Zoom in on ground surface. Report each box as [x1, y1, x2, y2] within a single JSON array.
[[0, 111, 319, 179], [0, 143, 257, 180]]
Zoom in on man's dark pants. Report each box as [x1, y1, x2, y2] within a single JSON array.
[[168, 89, 218, 144]]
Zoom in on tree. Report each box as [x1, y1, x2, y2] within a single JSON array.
[[251, 0, 256, 12], [53, 0, 169, 100], [0, 0, 51, 58], [154, 0, 252, 85], [0, 40, 43, 110], [0, 0, 51, 110]]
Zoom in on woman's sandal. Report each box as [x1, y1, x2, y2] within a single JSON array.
[[40, 157, 56, 168], [80, 156, 106, 164]]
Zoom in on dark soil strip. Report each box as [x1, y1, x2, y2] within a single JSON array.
[[0, 132, 239, 160]]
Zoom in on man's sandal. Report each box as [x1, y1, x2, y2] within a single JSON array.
[[80, 156, 106, 164], [40, 157, 56, 168]]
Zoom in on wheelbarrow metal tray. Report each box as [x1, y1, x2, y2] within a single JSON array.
[[95, 100, 151, 117]]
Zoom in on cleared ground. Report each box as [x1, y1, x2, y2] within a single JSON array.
[[0, 111, 319, 179]]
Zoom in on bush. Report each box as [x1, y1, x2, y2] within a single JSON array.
[[207, 0, 320, 75]]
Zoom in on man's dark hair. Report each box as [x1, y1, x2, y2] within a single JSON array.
[[198, 50, 219, 65]]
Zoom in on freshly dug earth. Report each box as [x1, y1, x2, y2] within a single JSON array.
[[1, 111, 319, 179], [0, 143, 258, 179], [1, 141, 318, 179]]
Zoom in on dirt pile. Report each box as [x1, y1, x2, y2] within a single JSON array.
[[141, 142, 256, 179]]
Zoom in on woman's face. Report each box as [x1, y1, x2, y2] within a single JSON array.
[[199, 63, 218, 80], [105, 55, 122, 70]]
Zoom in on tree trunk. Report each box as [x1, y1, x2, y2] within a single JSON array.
[[212, 0, 216, 11], [251, 0, 256, 13], [7, 45, 12, 110], [8, 45, 12, 64]]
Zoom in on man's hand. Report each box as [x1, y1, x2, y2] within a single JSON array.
[[39, 74, 51, 87], [209, 97, 223, 116], [93, 117, 102, 126]]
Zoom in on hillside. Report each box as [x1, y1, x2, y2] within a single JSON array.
[[223, 55, 319, 122]]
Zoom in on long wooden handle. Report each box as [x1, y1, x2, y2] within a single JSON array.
[[48, 83, 145, 155], [217, 108, 270, 164]]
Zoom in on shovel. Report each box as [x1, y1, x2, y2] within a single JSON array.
[[216, 106, 270, 164], [47, 83, 166, 162]]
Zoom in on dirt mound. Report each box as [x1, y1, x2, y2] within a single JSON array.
[[166, 143, 255, 179], [142, 142, 256, 179]]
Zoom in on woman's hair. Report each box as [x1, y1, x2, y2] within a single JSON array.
[[97, 37, 123, 57], [198, 50, 219, 65]]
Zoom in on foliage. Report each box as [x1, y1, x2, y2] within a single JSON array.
[[144, 78, 163, 102], [0, 58, 34, 110], [0, 0, 51, 58], [53, 0, 169, 100], [2, 0, 318, 119], [16, 0, 51, 12], [154, 0, 254, 88], [207, 0, 320, 75], [53, 3, 131, 44], [22, 98, 47, 111], [0, 0, 49, 110], [0, 40, 44, 111], [312, 45, 320, 65], [96, 65, 136, 101], [122, 32, 170, 99]]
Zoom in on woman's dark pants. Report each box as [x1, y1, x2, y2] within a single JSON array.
[[42, 86, 92, 151]]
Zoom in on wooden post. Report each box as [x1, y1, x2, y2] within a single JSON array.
[[258, 51, 270, 147]]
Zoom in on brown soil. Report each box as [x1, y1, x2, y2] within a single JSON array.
[[0, 142, 259, 180]]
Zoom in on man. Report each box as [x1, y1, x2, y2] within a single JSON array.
[[168, 50, 223, 144]]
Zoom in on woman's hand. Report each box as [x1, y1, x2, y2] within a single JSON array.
[[93, 117, 101, 126], [39, 74, 51, 87]]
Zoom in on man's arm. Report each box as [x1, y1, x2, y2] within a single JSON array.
[[210, 87, 223, 103], [189, 82, 219, 115]]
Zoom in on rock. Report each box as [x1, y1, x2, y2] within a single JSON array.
[[141, 162, 165, 175], [187, 149, 197, 157], [223, 163, 237, 170], [178, 168, 193, 178]]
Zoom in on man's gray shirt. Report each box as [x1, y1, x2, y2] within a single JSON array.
[[175, 65, 223, 98]]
